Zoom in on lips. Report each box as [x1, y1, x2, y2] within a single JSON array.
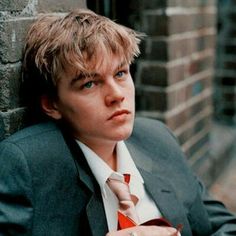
[[108, 109, 131, 120]]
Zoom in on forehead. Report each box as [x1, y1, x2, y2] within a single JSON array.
[[63, 53, 128, 80], [88, 53, 127, 73]]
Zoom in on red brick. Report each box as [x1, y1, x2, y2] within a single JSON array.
[[168, 0, 216, 7], [142, 39, 168, 61], [142, 13, 168, 36], [136, 87, 167, 111], [167, 87, 188, 109], [186, 72, 213, 99], [176, 114, 212, 145], [185, 53, 214, 76], [138, 62, 185, 87], [130, 0, 166, 10], [131, 0, 216, 9], [139, 63, 168, 86], [168, 12, 216, 35], [165, 92, 212, 130]]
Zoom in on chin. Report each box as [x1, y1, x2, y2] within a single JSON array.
[[114, 124, 134, 141]]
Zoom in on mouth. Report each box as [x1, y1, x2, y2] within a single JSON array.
[[108, 109, 131, 121]]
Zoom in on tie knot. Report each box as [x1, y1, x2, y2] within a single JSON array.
[[107, 173, 139, 205], [107, 176, 130, 201]]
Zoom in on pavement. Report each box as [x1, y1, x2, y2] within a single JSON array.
[[210, 145, 236, 214]]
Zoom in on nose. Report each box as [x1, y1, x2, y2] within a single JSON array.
[[104, 81, 125, 106]]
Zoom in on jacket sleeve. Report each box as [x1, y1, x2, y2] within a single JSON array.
[[197, 178, 236, 235], [0, 141, 33, 235], [161, 119, 236, 235]]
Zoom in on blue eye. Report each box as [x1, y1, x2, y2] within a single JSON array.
[[116, 71, 124, 78], [83, 81, 94, 89]]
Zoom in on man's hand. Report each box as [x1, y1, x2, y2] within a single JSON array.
[[106, 225, 178, 236]]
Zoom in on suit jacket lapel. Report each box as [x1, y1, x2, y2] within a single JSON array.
[[86, 191, 108, 236], [140, 170, 192, 235], [61, 130, 108, 235], [74, 154, 108, 236], [126, 140, 192, 236]]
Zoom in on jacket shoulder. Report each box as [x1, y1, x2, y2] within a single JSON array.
[[1, 122, 59, 144], [134, 116, 166, 130], [0, 122, 64, 160], [133, 116, 177, 143]]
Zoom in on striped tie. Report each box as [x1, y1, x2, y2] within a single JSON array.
[[107, 173, 140, 225]]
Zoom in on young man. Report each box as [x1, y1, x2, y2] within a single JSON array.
[[0, 8, 235, 236]]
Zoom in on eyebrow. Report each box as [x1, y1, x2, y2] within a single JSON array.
[[70, 72, 97, 86], [70, 61, 128, 86], [116, 61, 127, 70]]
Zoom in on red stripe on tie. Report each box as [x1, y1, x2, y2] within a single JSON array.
[[123, 174, 130, 184]]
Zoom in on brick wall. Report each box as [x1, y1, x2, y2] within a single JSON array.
[[0, 0, 86, 141], [129, 0, 217, 181], [0, 0, 225, 186], [86, 2, 215, 172], [214, 0, 236, 124]]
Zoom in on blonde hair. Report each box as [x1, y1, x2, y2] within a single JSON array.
[[22, 9, 143, 92]]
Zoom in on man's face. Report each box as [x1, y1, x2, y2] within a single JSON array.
[[52, 55, 135, 147]]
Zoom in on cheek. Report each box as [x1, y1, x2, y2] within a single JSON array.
[[129, 78, 135, 91], [73, 100, 100, 121], [127, 81, 135, 99]]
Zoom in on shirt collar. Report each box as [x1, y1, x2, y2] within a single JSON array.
[[117, 142, 144, 200], [76, 140, 112, 197], [76, 140, 144, 200], [116, 141, 143, 183]]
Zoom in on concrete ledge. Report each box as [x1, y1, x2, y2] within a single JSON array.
[[210, 144, 236, 213], [191, 120, 236, 188]]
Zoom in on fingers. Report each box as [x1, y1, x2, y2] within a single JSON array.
[[137, 225, 178, 236], [106, 225, 178, 236]]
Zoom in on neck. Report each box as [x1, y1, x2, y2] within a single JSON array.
[[80, 139, 118, 170]]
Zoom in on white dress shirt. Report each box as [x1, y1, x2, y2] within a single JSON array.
[[76, 140, 162, 231]]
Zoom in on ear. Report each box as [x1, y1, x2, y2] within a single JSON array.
[[40, 95, 62, 120]]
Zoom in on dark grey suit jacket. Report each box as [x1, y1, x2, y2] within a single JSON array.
[[0, 117, 235, 235]]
